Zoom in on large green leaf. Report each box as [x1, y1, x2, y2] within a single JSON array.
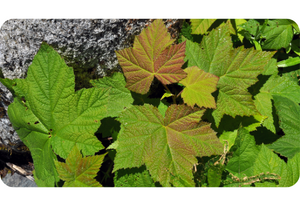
[[190, 19, 216, 34], [116, 19, 187, 94], [226, 128, 260, 179], [184, 24, 274, 126], [179, 66, 219, 108], [1, 43, 110, 186], [54, 146, 106, 187], [113, 104, 223, 187], [90, 72, 134, 117]]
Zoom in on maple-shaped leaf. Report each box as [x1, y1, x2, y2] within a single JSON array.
[[179, 66, 219, 108], [183, 24, 275, 126], [0, 43, 110, 186], [190, 19, 217, 34], [113, 104, 223, 187], [115, 19, 187, 94], [54, 146, 106, 187]]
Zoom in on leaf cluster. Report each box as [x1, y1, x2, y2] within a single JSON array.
[[1, 19, 300, 187]]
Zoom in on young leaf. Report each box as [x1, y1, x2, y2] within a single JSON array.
[[54, 146, 106, 187], [114, 104, 223, 187], [116, 19, 187, 94], [1, 43, 109, 186], [179, 66, 219, 108], [226, 128, 260, 179], [190, 19, 216, 34], [90, 72, 134, 117]]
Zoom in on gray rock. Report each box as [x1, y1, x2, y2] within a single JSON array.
[[1, 173, 37, 187], [0, 19, 181, 145]]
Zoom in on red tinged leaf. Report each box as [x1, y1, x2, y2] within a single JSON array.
[[113, 104, 223, 187], [116, 19, 187, 94]]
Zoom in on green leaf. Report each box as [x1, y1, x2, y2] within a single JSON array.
[[226, 128, 260, 178], [291, 39, 300, 56], [114, 104, 223, 187], [277, 57, 300, 68], [207, 165, 223, 187], [239, 19, 261, 36], [286, 152, 300, 186], [3, 43, 108, 186], [254, 74, 300, 133], [184, 24, 275, 126], [160, 90, 173, 100], [262, 58, 278, 75], [219, 130, 237, 151], [178, 21, 193, 43], [262, 19, 294, 50], [179, 66, 219, 108], [190, 19, 217, 34], [184, 24, 232, 72], [253, 144, 288, 187], [114, 166, 156, 187], [116, 19, 187, 94], [90, 72, 134, 117], [54, 146, 106, 187], [269, 134, 300, 159], [273, 95, 300, 135], [254, 93, 275, 132]]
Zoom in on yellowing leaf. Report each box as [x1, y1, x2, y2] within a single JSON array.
[[184, 24, 275, 126], [116, 19, 187, 94], [54, 146, 106, 187], [179, 66, 219, 108], [114, 104, 223, 187]]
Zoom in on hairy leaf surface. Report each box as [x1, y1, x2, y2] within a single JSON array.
[[179, 66, 219, 108], [90, 72, 134, 117], [184, 24, 274, 126], [1, 43, 109, 186], [116, 19, 187, 94], [114, 104, 223, 186], [54, 146, 106, 187]]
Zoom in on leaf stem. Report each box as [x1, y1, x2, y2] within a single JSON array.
[[162, 84, 176, 104]]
